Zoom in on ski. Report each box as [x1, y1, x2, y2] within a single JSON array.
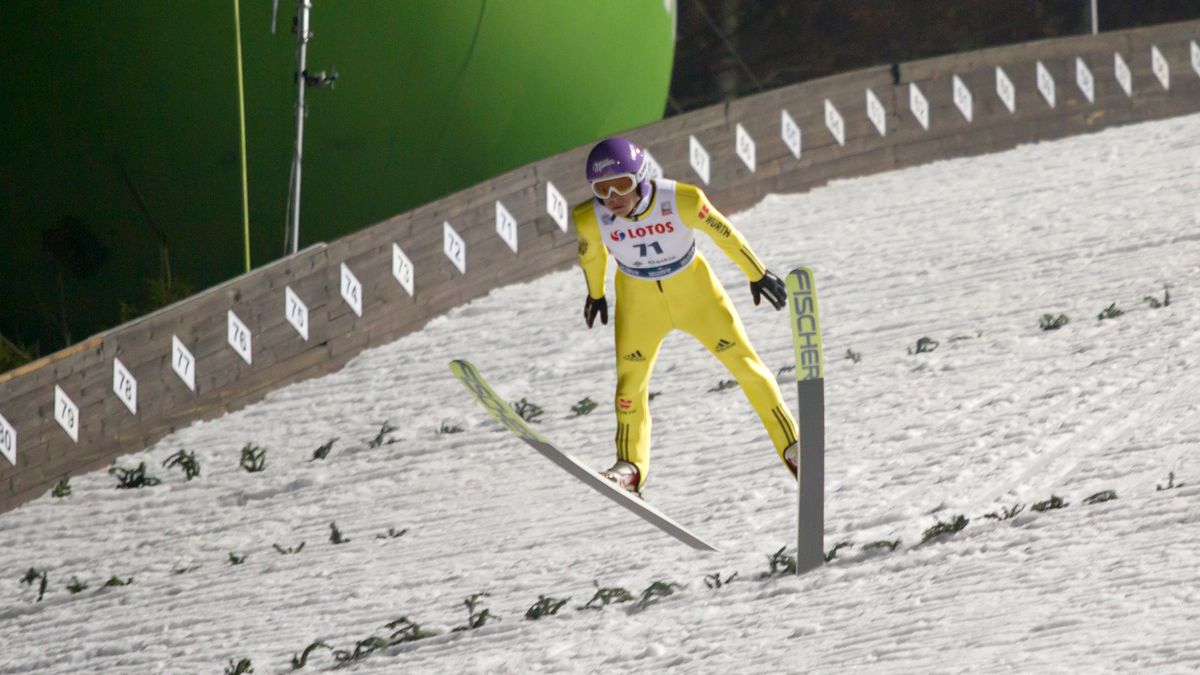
[[449, 359, 719, 552], [786, 266, 826, 574]]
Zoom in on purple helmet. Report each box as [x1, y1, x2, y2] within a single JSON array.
[[586, 136, 651, 197]]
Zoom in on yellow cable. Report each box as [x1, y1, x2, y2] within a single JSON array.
[[233, 0, 251, 272]]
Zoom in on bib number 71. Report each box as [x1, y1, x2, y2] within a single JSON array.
[[635, 242, 663, 257]]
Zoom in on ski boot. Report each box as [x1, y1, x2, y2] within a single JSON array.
[[600, 460, 642, 497], [784, 442, 798, 478]]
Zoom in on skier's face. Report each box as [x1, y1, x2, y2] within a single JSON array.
[[603, 189, 639, 218]]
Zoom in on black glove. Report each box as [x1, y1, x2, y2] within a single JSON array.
[[584, 295, 608, 328], [750, 270, 787, 311]]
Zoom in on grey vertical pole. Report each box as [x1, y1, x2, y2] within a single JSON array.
[[1090, 0, 1099, 34], [289, 0, 312, 255], [786, 267, 825, 574]]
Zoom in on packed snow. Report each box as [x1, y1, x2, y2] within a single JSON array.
[[2, 113, 1199, 674]]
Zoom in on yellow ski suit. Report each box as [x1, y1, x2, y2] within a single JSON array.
[[573, 179, 797, 488]]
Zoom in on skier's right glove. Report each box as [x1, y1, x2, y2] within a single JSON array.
[[750, 270, 787, 311], [584, 295, 608, 328]]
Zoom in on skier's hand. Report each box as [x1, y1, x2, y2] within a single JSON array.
[[584, 295, 608, 328], [750, 270, 787, 311]]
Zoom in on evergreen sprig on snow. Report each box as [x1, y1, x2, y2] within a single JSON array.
[[437, 421, 464, 434], [1032, 495, 1069, 512], [920, 515, 969, 544], [163, 450, 201, 480], [330, 522, 350, 545], [273, 542, 306, 555], [1157, 472, 1184, 491], [760, 546, 797, 577], [510, 399, 544, 423], [239, 444, 266, 473], [634, 581, 681, 610], [708, 379, 739, 393], [20, 568, 47, 602], [704, 572, 738, 589], [983, 504, 1026, 521], [110, 462, 161, 489], [368, 423, 398, 448], [453, 592, 500, 631], [570, 397, 599, 417], [52, 478, 71, 498], [909, 337, 939, 354], [824, 541, 854, 562], [1039, 314, 1070, 331], [1144, 284, 1170, 308], [1083, 490, 1117, 505], [224, 658, 253, 675], [579, 581, 634, 610], [309, 438, 336, 462], [1097, 303, 1124, 321], [525, 594, 571, 620]]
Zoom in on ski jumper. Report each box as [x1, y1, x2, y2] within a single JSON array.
[[573, 179, 798, 488]]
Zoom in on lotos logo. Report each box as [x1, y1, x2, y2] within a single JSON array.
[[609, 222, 674, 242], [591, 158, 618, 173]]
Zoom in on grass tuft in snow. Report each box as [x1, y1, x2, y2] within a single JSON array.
[[367, 422, 398, 448], [102, 576, 132, 588], [239, 444, 266, 473], [273, 542, 306, 555], [1032, 495, 1069, 512], [375, 527, 407, 540], [909, 337, 939, 355], [386, 616, 437, 643], [634, 580, 682, 610], [20, 568, 47, 602], [760, 546, 797, 577], [708, 379, 739, 393], [329, 522, 350, 545], [1157, 471, 1185, 491], [1039, 314, 1070, 331], [223, 658, 253, 675], [163, 450, 201, 480], [51, 478, 71, 498], [453, 592, 500, 631], [1083, 490, 1118, 505], [845, 349, 862, 363], [1097, 303, 1125, 321], [66, 576, 87, 594], [290, 640, 332, 670], [983, 504, 1026, 521], [570, 397, 599, 417], [1143, 284, 1171, 309], [110, 462, 161, 489], [436, 421, 464, 434], [579, 581, 634, 610], [510, 399, 544, 423], [704, 571, 739, 589], [228, 553, 247, 566], [921, 515, 970, 544], [525, 594, 571, 620], [825, 541, 855, 562], [309, 438, 336, 462], [863, 539, 902, 553]]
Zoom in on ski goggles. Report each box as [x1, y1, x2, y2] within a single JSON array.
[[591, 173, 638, 199]]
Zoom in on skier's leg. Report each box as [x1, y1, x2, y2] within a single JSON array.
[[613, 273, 673, 489], [675, 258, 798, 471]]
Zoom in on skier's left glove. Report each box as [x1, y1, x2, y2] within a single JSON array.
[[750, 270, 787, 311]]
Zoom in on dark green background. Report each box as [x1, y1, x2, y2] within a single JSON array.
[[0, 1, 675, 357]]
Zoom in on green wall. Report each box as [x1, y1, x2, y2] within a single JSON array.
[[0, 1, 675, 357]]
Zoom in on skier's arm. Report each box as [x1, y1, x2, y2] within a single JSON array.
[[676, 183, 767, 282], [573, 201, 608, 299], [677, 183, 786, 310]]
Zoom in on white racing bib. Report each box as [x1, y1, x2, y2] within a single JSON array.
[[593, 180, 695, 280]]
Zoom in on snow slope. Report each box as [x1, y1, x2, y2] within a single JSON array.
[[3, 113, 1199, 674]]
